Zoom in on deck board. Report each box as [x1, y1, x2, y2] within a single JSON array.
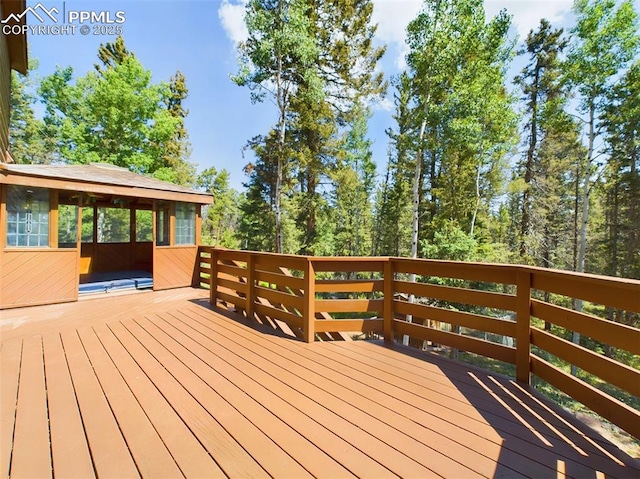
[[342, 340, 635, 469], [1, 287, 639, 479], [10, 336, 51, 479], [93, 323, 226, 478], [42, 333, 94, 479], [77, 326, 184, 478], [61, 330, 140, 479], [156, 311, 395, 479], [125, 317, 313, 479], [108, 320, 270, 479], [173, 308, 474, 478], [143, 313, 353, 479], [0, 339, 21, 478]]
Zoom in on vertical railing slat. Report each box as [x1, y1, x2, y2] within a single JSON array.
[[516, 269, 531, 384], [303, 259, 315, 343], [209, 248, 218, 306], [384, 259, 394, 342], [246, 253, 255, 322]]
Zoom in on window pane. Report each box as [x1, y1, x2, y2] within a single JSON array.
[[175, 203, 195, 245], [58, 204, 78, 247], [136, 210, 152, 242], [6, 186, 49, 248], [156, 205, 170, 246], [81, 207, 94, 243], [97, 207, 130, 243]]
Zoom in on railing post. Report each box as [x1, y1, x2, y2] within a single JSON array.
[[209, 248, 218, 307], [303, 258, 316, 343], [246, 253, 255, 321], [383, 258, 394, 343], [516, 269, 532, 384]]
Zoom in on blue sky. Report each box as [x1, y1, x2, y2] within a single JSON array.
[[23, 0, 587, 190]]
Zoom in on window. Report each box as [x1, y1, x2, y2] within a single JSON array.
[[156, 204, 170, 246], [6, 186, 49, 247], [97, 207, 130, 243], [175, 203, 196, 245], [81, 207, 94, 243], [58, 204, 78, 247], [136, 210, 152, 242]]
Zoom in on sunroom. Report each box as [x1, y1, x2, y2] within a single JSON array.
[[0, 163, 212, 309]]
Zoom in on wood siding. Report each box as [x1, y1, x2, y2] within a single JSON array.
[[0, 249, 77, 308], [154, 246, 197, 290], [0, 26, 10, 161]]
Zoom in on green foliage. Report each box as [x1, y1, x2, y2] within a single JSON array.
[[39, 38, 193, 185], [235, 0, 385, 254], [420, 221, 478, 262], [330, 105, 376, 256], [374, 73, 415, 257], [566, 0, 639, 113], [599, 60, 640, 279], [198, 167, 241, 248], [565, 0, 639, 276], [9, 59, 56, 164]]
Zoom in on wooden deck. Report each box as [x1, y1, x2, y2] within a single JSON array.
[[1, 288, 639, 478]]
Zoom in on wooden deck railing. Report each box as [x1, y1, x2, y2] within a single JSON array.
[[197, 247, 640, 440]]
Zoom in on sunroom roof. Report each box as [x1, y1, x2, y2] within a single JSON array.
[[0, 163, 212, 204]]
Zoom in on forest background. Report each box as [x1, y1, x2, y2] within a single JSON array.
[[10, 0, 640, 288]]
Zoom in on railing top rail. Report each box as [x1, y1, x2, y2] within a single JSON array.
[[310, 256, 389, 262], [200, 247, 640, 293], [526, 264, 640, 288], [203, 247, 311, 263]]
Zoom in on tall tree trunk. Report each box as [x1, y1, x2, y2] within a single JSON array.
[[521, 68, 539, 258], [275, 116, 285, 253], [274, 50, 286, 254], [572, 101, 595, 376], [405, 0, 442, 347], [405, 117, 426, 346], [470, 158, 482, 237]]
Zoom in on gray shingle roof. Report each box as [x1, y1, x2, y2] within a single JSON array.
[[0, 163, 212, 203]]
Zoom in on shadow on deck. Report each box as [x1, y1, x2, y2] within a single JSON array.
[[1, 288, 639, 478]]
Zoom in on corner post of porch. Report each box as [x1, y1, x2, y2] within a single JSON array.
[[303, 257, 315, 343], [516, 269, 532, 384], [209, 248, 219, 307], [246, 253, 255, 321], [383, 258, 394, 343]]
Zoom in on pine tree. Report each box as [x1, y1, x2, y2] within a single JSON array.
[[198, 167, 241, 247], [513, 19, 567, 262], [375, 73, 414, 257], [331, 105, 375, 256], [565, 0, 639, 276], [94, 35, 132, 74], [163, 71, 196, 186], [9, 60, 56, 164], [289, 0, 386, 255], [233, 0, 321, 253], [601, 61, 640, 280]]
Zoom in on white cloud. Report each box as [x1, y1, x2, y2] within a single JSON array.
[[218, 0, 248, 45], [486, 0, 573, 38], [372, 0, 573, 67], [372, 0, 423, 45], [371, 96, 394, 112]]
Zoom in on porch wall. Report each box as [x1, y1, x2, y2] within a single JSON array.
[[0, 248, 78, 308], [153, 245, 198, 290]]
